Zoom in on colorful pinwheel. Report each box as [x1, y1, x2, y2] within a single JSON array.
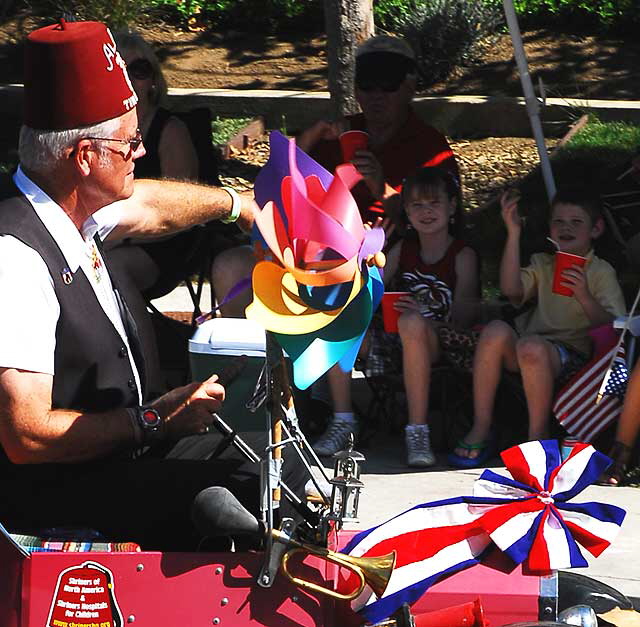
[[247, 131, 384, 389]]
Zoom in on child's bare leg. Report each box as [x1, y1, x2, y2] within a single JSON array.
[[516, 336, 561, 440], [314, 361, 358, 456], [327, 363, 352, 413], [398, 311, 439, 425], [397, 311, 438, 467], [456, 320, 518, 458], [325, 332, 371, 415], [211, 245, 255, 318]]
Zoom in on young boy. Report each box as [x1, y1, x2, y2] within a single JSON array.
[[449, 186, 626, 467]]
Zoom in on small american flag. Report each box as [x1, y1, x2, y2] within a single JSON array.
[[554, 340, 628, 442]]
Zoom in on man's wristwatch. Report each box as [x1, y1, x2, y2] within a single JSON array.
[[128, 406, 164, 445]]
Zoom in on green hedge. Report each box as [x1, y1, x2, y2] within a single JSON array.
[[21, 0, 639, 36], [382, 0, 503, 87], [375, 0, 640, 32], [154, 0, 640, 33], [24, 0, 146, 30], [510, 0, 638, 29], [146, 0, 322, 32]]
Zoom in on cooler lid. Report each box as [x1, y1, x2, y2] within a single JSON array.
[[189, 317, 267, 356]]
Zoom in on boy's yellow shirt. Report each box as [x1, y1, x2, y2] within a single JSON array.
[[514, 250, 626, 356]]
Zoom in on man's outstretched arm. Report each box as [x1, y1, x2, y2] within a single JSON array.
[[107, 179, 257, 241]]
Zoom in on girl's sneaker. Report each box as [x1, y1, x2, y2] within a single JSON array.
[[405, 424, 436, 467], [313, 418, 358, 457]]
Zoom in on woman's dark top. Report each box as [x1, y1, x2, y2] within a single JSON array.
[[131, 108, 208, 296], [134, 107, 171, 179]]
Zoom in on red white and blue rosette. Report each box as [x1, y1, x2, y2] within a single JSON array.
[[472, 439, 626, 571], [342, 439, 626, 624]]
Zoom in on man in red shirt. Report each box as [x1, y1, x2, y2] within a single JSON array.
[[298, 34, 459, 225]]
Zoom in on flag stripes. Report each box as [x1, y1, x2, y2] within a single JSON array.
[[554, 342, 626, 441]]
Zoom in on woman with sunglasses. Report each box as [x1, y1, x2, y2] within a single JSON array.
[[110, 31, 254, 322], [105, 30, 201, 298]]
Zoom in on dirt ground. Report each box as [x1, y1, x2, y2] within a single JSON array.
[[1, 14, 640, 99]]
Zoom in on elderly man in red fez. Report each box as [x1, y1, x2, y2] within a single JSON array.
[[0, 20, 298, 549]]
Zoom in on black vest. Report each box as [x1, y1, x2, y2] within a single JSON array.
[[0, 191, 148, 413]]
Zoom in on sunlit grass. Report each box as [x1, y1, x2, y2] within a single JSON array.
[[563, 117, 640, 153], [211, 117, 253, 146]]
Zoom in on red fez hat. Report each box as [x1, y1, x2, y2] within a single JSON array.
[[24, 19, 138, 130]]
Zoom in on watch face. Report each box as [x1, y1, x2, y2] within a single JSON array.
[[141, 408, 160, 428]]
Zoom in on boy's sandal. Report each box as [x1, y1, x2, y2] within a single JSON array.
[[597, 441, 632, 486], [448, 439, 494, 469]]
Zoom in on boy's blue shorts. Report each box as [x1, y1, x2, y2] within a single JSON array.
[[551, 340, 589, 385]]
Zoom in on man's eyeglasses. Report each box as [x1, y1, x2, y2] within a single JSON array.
[[127, 58, 154, 81], [355, 76, 406, 93], [85, 130, 144, 154]]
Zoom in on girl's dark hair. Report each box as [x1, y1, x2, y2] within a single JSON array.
[[400, 166, 463, 236]]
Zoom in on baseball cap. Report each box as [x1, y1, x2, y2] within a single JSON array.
[[355, 35, 417, 92], [355, 35, 416, 61]]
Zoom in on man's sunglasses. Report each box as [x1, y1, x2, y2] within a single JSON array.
[[85, 129, 144, 153], [127, 58, 154, 81], [355, 76, 406, 93]]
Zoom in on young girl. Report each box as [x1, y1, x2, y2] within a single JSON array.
[[313, 166, 480, 466]]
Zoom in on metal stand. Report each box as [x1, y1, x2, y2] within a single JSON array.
[[256, 333, 337, 588], [208, 330, 363, 588]]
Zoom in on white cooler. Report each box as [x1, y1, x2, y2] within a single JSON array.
[[189, 318, 267, 432]]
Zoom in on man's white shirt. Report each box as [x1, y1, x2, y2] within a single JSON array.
[[0, 167, 142, 404]]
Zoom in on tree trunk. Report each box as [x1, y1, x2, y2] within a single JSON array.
[[323, 0, 374, 119]]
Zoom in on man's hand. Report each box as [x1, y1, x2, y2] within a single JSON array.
[[352, 150, 385, 199], [237, 193, 258, 233], [297, 119, 346, 153], [151, 374, 226, 439]]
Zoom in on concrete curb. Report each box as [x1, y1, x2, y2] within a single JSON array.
[[3, 84, 640, 137]]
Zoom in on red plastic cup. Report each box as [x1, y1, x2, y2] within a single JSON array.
[[552, 251, 587, 296], [381, 292, 409, 333], [339, 130, 369, 162]]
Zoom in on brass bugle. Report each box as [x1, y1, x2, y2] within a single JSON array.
[[273, 529, 396, 601]]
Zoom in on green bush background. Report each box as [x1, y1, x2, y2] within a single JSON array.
[[22, 0, 640, 32]]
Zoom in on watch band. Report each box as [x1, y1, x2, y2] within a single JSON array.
[[127, 406, 164, 445]]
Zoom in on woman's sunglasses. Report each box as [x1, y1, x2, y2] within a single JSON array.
[[127, 58, 154, 81], [355, 76, 406, 93]]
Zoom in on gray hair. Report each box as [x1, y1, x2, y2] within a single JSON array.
[[19, 117, 122, 175]]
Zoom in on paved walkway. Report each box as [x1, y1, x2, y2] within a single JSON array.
[[153, 285, 640, 602]]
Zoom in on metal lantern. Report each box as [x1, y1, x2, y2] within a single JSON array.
[[329, 433, 365, 526]]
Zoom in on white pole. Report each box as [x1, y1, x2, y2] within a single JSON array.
[[502, 0, 556, 203]]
